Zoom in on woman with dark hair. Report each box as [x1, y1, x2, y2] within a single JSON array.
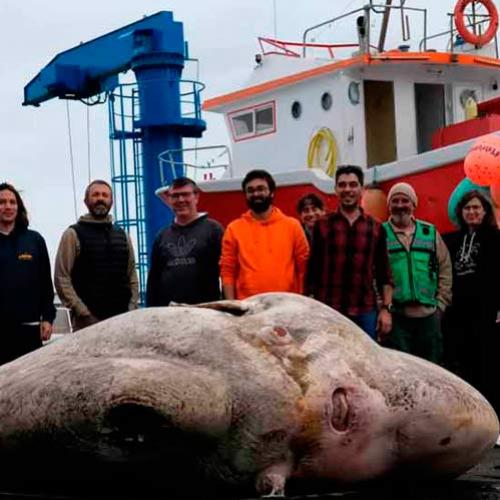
[[0, 183, 55, 364], [296, 193, 325, 242], [443, 189, 500, 409]]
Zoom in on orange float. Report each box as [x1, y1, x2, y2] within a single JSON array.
[[454, 0, 499, 47], [464, 134, 500, 186], [361, 188, 387, 222], [491, 183, 500, 207]]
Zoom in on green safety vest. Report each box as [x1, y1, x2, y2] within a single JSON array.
[[383, 220, 438, 307]]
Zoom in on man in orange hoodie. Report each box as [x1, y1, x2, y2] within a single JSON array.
[[220, 170, 310, 300]]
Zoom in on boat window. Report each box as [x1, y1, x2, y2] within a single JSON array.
[[321, 92, 332, 111], [256, 105, 274, 132], [232, 112, 254, 137], [229, 101, 276, 141], [292, 101, 302, 119]]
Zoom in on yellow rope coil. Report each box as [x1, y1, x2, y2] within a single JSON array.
[[307, 127, 338, 178]]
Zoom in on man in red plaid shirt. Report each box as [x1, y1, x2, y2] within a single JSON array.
[[306, 165, 393, 340]]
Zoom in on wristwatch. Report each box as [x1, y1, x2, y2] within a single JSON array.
[[381, 303, 394, 313]]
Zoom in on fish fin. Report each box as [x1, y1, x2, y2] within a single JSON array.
[[106, 358, 232, 439], [185, 300, 250, 316]]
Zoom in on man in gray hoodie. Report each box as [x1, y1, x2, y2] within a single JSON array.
[[54, 180, 139, 331], [146, 177, 223, 306]]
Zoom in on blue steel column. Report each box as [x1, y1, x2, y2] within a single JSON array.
[[131, 31, 185, 256]]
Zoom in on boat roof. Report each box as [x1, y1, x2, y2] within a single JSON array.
[[203, 51, 500, 112]]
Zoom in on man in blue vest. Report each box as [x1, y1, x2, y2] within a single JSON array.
[[55, 180, 139, 331], [382, 182, 452, 363]]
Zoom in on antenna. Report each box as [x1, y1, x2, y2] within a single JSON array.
[[273, 0, 277, 39]]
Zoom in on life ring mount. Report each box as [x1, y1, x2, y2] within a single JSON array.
[[454, 0, 499, 47]]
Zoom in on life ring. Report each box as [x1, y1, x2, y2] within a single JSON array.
[[454, 0, 499, 47], [307, 127, 338, 178]]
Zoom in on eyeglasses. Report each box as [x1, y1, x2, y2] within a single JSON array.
[[168, 191, 195, 200]]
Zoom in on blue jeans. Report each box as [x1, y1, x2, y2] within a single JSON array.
[[347, 310, 377, 340]]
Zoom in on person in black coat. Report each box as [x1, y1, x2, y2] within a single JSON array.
[[0, 183, 56, 364], [443, 189, 500, 412]]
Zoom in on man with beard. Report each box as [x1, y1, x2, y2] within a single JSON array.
[[146, 177, 223, 306], [382, 182, 452, 363], [55, 180, 138, 331], [0, 183, 55, 364], [306, 165, 393, 340], [220, 169, 309, 299]]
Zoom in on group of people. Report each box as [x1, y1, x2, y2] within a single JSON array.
[[1, 167, 499, 410], [0, 180, 139, 364]]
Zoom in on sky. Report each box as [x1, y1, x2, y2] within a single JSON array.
[[0, 0, 461, 262]]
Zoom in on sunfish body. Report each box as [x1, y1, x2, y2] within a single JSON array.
[[0, 293, 496, 495]]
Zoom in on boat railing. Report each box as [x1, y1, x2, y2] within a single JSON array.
[[158, 145, 232, 185], [419, 16, 499, 58], [302, 3, 428, 56], [259, 37, 349, 59]]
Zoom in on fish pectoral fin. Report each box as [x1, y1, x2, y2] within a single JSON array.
[[187, 300, 250, 316], [107, 359, 232, 439], [256, 462, 291, 497]]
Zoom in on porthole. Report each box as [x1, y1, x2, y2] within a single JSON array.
[[348, 81, 360, 105], [291, 101, 302, 119], [321, 92, 332, 110]]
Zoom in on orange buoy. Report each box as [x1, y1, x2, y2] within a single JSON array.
[[361, 188, 388, 222], [454, 0, 499, 47], [464, 134, 500, 186], [490, 183, 500, 207]]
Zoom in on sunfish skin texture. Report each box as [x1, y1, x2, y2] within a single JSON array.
[[0, 293, 496, 496]]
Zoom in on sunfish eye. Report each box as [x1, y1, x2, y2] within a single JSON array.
[[331, 388, 350, 432]]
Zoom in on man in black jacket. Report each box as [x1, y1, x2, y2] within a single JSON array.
[[146, 177, 223, 306], [0, 182, 56, 364], [54, 180, 138, 330]]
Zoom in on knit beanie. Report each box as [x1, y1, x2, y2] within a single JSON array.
[[387, 182, 418, 207]]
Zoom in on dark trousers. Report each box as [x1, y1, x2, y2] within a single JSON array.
[[0, 324, 42, 365], [383, 311, 442, 364], [347, 310, 378, 340], [442, 302, 499, 410]]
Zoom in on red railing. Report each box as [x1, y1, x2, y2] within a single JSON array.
[[258, 37, 366, 58]]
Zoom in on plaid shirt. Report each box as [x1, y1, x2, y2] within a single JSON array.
[[306, 209, 392, 316]]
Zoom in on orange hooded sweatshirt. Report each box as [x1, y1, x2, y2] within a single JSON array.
[[220, 207, 310, 299]]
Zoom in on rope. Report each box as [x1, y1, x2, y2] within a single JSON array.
[[86, 105, 92, 183], [65, 101, 78, 221], [307, 127, 338, 177]]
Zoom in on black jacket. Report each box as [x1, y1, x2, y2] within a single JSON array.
[[0, 227, 56, 324], [444, 225, 500, 311]]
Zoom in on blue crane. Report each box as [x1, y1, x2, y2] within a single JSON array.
[[23, 11, 206, 300]]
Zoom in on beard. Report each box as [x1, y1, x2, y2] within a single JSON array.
[[89, 202, 111, 219], [247, 195, 273, 214], [391, 209, 412, 226]]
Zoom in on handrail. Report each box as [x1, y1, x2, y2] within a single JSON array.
[[158, 145, 233, 184], [258, 37, 376, 59], [302, 3, 428, 55], [302, 6, 370, 57], [418, 15, 499, 58], [108, 79, 205, 126], [259, 37, 340, 58]]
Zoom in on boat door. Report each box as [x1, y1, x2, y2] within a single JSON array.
[[364, 80, 397, 167], [415, 83, 446, 153]]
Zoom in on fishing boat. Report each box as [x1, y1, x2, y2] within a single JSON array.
[[156, 0, 500, 232]]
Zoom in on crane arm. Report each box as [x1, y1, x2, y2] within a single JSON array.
[[23, 11, 184, 106]]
